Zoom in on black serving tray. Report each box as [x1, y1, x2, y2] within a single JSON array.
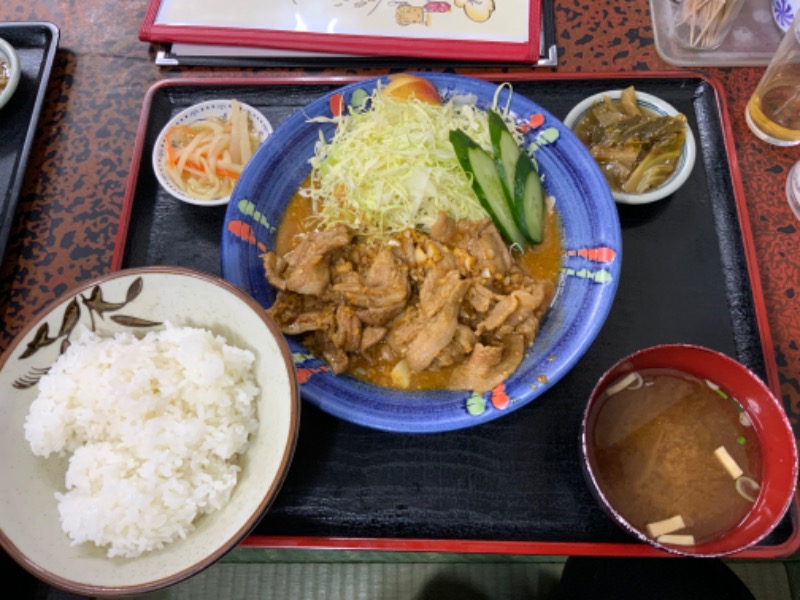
[[0, 22, 59, 264], [116, 73, 797, 556]]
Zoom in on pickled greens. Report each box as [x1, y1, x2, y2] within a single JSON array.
[[574, 86, 687, 194]]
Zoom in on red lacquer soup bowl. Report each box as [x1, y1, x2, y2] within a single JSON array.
[[581, 344, 798, 557]]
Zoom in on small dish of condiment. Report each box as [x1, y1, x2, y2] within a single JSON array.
[[0, 37, 21, 110], [563, 87, 696, 205], [153, 99, 273, 207], [581, 344, 797, 557]]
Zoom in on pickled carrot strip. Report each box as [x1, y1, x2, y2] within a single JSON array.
[[160, 101, 259, 201]]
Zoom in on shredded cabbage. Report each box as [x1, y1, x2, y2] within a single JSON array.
[[303, 85, 516, 238]]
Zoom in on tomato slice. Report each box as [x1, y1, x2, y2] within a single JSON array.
[[381, 74, 441, 105]]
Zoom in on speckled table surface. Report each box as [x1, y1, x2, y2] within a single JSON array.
[[0, 0, 797, 489]]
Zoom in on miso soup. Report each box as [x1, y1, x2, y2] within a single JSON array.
[[587, 369, 762, 546]]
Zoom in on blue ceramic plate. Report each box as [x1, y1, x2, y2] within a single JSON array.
[[222, 74, 621, 433]]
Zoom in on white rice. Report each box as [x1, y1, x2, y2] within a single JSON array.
[[23, 324, 259, 558]]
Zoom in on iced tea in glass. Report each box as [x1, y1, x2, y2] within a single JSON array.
[[746, 11, 800, 146]]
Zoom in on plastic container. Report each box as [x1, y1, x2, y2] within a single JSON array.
[[650, 0, 784, 67], [672, 0, 746, 51]]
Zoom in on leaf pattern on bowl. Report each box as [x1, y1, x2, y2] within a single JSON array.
[[13, 277, 161, 389]]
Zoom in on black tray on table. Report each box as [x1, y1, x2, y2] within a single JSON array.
[[115, 73, 798, 557], [0, 22, 58, 265]]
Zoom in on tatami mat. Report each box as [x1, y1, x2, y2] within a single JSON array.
[[138, 561, 565, 600], [27, 552, 796, 600], [126, 559, 793, 600], [728, 562, 795, 600]]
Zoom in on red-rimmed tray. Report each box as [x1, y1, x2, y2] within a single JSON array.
[[115, 72, 800, 558], [0, 22, 59, 265]]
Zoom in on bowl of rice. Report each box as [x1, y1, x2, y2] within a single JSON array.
[[0, 266, 300, 596]]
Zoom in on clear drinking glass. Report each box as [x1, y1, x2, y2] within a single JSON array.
[[745, 10, 800, 146], [787, 161, 800, 220], [671, 0, 746, 51]]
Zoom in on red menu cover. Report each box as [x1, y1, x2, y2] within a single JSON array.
[[139, 0, 542, 63]]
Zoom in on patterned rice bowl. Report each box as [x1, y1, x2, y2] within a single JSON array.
[[0, 266, 299, 596]]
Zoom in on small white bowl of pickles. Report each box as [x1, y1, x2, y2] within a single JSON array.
[[0, 37, 21, 111], [563, 87, 696, 205], [153, 99, 273, 207]]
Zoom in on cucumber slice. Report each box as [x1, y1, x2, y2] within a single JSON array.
[[488, 109, 520, 204], [450, 129, 527, 247], [513, 152, 546, 244]]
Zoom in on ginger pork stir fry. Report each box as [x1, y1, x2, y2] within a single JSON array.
[[264, 212, 554, 393]]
